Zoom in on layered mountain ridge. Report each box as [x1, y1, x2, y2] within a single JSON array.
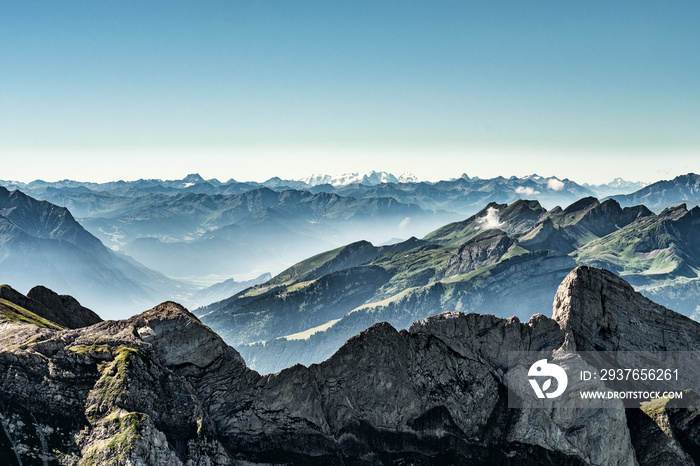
[[610, 173, 700, 211], [0, 187, 185, 318], [99, 187, 449, 279], [1, 267, 699, 465], [1, 173, 688, 314], [200, 195, 699, 374]]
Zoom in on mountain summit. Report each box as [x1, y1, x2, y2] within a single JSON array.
[[610, 173, 700, 210], [299, 170, 419, 187]]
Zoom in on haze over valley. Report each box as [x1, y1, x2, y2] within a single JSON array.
[[2, 171, 698, 335]]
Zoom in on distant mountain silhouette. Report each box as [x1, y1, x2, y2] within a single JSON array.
[[0, 187, 186, 318], [610, 173, 700, 210]]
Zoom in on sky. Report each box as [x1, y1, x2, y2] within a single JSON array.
[[1, 0, 699, 184]]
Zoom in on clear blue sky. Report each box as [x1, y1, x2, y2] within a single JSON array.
[[1, 1, 698, 183]]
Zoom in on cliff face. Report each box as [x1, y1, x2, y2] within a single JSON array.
[[552, 266, 700, 353], [1, 268, 699, 465]]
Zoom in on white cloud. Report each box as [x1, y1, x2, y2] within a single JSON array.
[[515, 186, 540, 196], [547, 178, 565, 191], [478, 207, 504, 230]]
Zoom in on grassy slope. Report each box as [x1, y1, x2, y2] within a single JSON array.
[[0, 297, 65, 330], [573, 215, 684, 277]]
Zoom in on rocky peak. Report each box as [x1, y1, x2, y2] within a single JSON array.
[[426, 200, 546, 247], [562, 196, 599, 215], [553, 266, 700, 351], [127, 301, 245, 369], [181, 173, 204, 183], [442, 229, 517, 276], [0, 187, 105, 256], [0, 284, 41, 314], [487, 199, 547, 234], [659, 203, 689, 220], [0, 284, 100, 329], [622, 203, 654, 221], [478, 201, 508, 215], [26, 285, 102, 328], [500, 199, 546, 221], [132, 300, 199, 322], [573, 198, 652, 236]]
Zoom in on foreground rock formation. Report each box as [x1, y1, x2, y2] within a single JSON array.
[[0, 267, 699, 465]]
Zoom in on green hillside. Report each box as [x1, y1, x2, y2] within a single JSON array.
[[200, 198, 700, 374]]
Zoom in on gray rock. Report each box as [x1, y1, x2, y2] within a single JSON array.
[[27, 285, 102, 329], [0, 284, 101, 329], [552, 266, 700, 352], [1, 266, 699, 464]]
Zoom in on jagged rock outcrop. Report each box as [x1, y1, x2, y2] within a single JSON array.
[[442, 229, 517, 276], [0, 284, 101, 329], [553, 266, 700, 352], [1, 267, 699, 464], [27, 285, 102, 329], [0, 299, 248, 465]]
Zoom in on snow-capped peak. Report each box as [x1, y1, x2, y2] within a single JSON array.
[[398, 173, 419, 183], [300, 171, 418, 187]]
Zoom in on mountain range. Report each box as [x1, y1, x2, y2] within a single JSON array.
[[84, 188, 454, 280], [0, 172, 697, 320], [0, 183, 456, 312], [583, 177, 649, 198], [1, 267, 699, 464], [299, 171, 419, 186], [2, 171, 648, 219], [0, 187, 187, 318], [199, 195, 700, 374], [609, 173, 700, 211], [0, 170, 647, 198], [2, 171, 700, 463], [0, 171, 657, 287]]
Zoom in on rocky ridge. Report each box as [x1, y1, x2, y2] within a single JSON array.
[[0, 284, 101, 329], [1, 267, 699, 465]]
